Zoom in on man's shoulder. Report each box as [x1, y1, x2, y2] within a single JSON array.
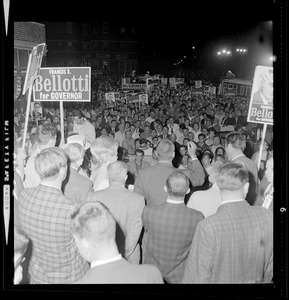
[[235, 155, 257, 170]]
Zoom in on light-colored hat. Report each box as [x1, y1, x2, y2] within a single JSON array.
[[66, 134, 91, 150]]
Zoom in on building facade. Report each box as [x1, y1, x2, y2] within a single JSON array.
[[44, 22, 139, 77]]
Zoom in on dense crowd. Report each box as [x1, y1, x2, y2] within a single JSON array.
[[13, 73, 274, 285]]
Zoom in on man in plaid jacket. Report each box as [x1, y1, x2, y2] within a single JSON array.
[[182, 162, 273, 283], [142, 171, 204, 283], [18, 147, 89, 284]]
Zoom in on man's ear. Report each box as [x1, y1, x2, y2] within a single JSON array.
[[243, 181, 250, 198], [164, 185, 167, 193]]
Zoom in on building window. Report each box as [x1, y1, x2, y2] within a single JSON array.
[[68, 60, 74, 67], [19, 49, 29, 68], [66, 22, 72, 33], [67, 41, 73, 51], [120, 27, 125, 34], [93, 41, 98, 50], [58, 41, 63, 49], [103, 42, 108, 52], [103, 22, 109, 34]]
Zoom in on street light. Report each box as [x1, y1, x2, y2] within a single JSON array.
[[217, 49, 231, 76], [236, 48, 247, 53], [236, 48, 248, 77]]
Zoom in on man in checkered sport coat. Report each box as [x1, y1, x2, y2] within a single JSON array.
[[142, 171, 204, 283], [182, 162, 273, 284], [18, 147, 89, 284]]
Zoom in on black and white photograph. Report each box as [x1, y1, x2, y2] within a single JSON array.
[[1, 0, 288, 297]]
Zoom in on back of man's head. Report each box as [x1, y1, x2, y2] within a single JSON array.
[[90, 136, 118, 165], [35, 147, 68, 180], [107, 160, 128, 184], [226, 132, 246, 151], [216, 162, 249, 192], [36, 123, 57, 145], [63, 142, 85, 165], [156, 139, 175, 161], [166, 171, 189, 199], [71, 202, 116, 247]]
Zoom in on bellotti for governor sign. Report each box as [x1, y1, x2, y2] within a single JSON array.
[[247, 66, 273, 125], [33, 67, 91, 101]]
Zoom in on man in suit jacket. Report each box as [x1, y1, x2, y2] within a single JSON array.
[[225, 132, 258, 205], [158, 125, 171, 139], [18, 147, 89, 283], [88, 161, 145, 264], [134, 139, 205, 206], [142, 171, 203, 283], [183, 162, 273, 283], [62, 141, 94, 204], [71, 201, 163, 283], [127, 148, 150, 182]]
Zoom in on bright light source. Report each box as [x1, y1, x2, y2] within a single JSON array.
[[184, 56, 186, 58], [222, 49, 226, 53], [244, 49, 247, 52], [217, 52, 221, 55], [227, 51, 231, 55], [192, 46, 195, 49], [237, 49, 239, 52], [269, 56, 274, 61]]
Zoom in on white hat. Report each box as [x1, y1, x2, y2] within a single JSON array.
[[66, 134, 91, 150]]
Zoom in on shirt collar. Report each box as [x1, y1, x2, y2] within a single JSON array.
[[40, 182, 62, 191], [158, 160, 172, 164], [90, 254, 122, 268], [166, 198, 184, 204], [220, 198, 245, 206]]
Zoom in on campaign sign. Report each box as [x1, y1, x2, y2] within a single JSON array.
[[139, 93, 148, 104], [175, 78, 185, 85], [247, 66, 273, 125], [195, 80, 202, 88], [122, 83, 147, 91], [33, 67, 91, 102], [222, 79, 252, 98]]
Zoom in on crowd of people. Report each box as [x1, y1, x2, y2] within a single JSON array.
[[13, 74, 274, 285]]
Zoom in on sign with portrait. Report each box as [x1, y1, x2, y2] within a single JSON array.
[[195, 80, 202, 88], [139, 93, 148, 104], [247, 66, 273, 125]]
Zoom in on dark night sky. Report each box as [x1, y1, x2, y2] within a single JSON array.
[[11, 0, 276, 75]]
